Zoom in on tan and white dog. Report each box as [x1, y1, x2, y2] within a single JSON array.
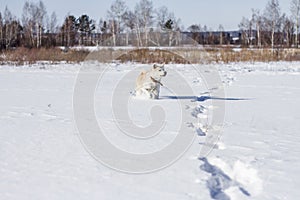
[[135, 64, 167, 99]]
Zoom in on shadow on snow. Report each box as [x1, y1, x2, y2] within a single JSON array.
[[199, 157, 251, 200], [160, 95, 251, 102]]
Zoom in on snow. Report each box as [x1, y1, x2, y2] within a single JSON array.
[[0, 61, 300, 199], [58, 45, 207, 52]]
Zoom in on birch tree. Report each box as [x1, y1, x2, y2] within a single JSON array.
[[36, 1, 46, 47], [134, 0, 154, 46], [3, 7, 21, 49], [282, 15, 294, 47], [22, 1, 47, 48], [155, 6, 181, 46], [252, 9, 262, 47], [0, 12, 3, 49], [123, 11, 136, 45], [264, 0, 281, 49], [4, 7, 14, 49], [107, 0, 127, 46], [239, 17, 252, 46], [48, 12, 57, 33], [291, 0, 300, 47], [218, 24, 224, 45]]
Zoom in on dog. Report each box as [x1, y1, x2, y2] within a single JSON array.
[[135, 64, 167, 99]]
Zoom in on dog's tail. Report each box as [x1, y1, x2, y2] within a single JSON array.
[[140, 70, 146, 75]]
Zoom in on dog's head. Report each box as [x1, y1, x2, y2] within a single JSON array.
[[151, 64, 167, 78]]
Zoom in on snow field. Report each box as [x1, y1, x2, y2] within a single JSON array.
[[0, 61, 300, 199]]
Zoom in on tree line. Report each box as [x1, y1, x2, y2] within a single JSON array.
[[1, 0, 300, 49]]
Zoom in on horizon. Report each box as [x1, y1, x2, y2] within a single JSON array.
[[0, 0, 292, 31]]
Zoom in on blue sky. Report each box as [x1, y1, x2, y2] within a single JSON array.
[[0, 0, 291, 30]]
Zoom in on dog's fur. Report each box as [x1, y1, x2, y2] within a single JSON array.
[[135, 64, 167, 99]]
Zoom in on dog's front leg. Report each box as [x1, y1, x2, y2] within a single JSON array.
[[151, 85, 160, 99]]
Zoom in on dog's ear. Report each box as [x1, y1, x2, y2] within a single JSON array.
[[153, 64, 158, 69]]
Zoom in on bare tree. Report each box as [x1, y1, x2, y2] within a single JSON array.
[[218, 24, 224, 45], [0, 12, 3, 49], [123, 11, 136, 45], [49, 12, 57, 33], [291, 0, 300, 47], [282, 15, 294, 47], [264, 0, 281, 49], [134, 0, 154, 46], [3, 7, 22, 49], [22, 1, 47, 48], [43, 11, 58, 47], [99, 19, 108, 34], [173, 18, 182, 46], [22, 1, 33, 47], [123, 11, 135, 31], [36, 1, 46, 47], [107, 0, 127, 46], [4, 7, 14, 49], [155, 6, 181, 46], [239, 17, 252, 46], [156, 6, 170, 30], [252, 9, 262, 47]]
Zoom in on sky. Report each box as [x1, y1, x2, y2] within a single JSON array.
[[0, 0, 292, 31]]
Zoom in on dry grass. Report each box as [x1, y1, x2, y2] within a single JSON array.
[[111, 47, 300, 64], [0, 47, 89, 65], [1, 47, 300, 65], [206, 47, 300, 63], [116, 48, 190, 64]]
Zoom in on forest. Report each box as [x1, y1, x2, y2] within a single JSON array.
[[0, 0, 300, 49]]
